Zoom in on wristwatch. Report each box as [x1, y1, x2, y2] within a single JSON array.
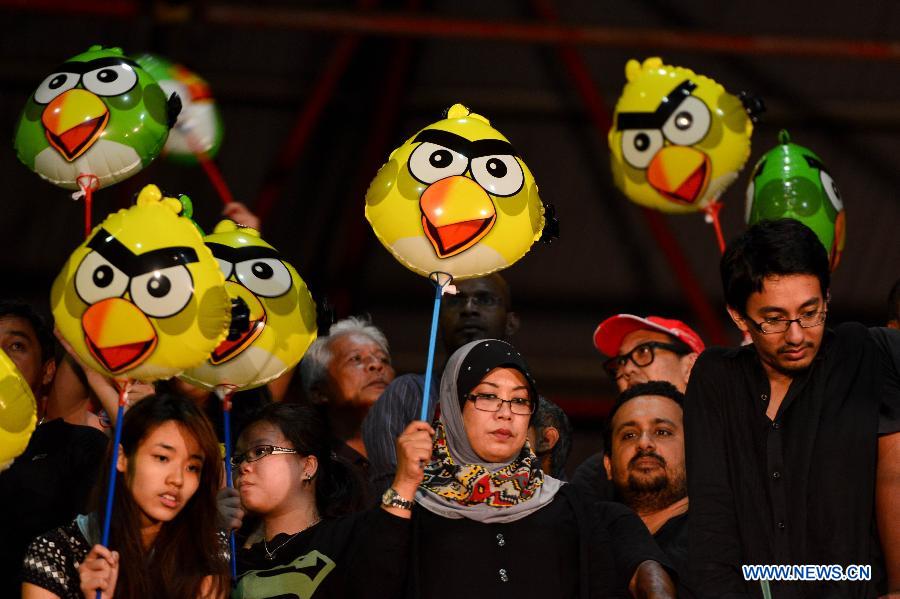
[[381, 487, 414, 510]]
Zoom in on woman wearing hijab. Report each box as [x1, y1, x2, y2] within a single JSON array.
[[384, 339, 674, 598]]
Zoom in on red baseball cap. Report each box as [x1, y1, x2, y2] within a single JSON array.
[[593, 314, 705, 357]]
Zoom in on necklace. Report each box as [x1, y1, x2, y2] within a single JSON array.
[[263, 517, 321, 561]]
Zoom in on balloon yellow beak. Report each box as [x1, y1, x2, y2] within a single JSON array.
[[646, 146, 710, 205], [419, 176, 497, 258], [82, 298, 157, 374], [41, 88, 109, 161], [210, 281, 266, 364]]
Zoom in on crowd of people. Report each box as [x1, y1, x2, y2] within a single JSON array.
[[1, 214, 898, 599]]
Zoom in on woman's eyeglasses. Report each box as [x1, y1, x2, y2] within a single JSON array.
[[604, 341, 689, 378], [467, 393, 535, 415], [230, 445, 298, 469]]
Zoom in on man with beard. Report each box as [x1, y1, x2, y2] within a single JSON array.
[[686, 219, 900, 598], [604, 381, 695, 599], [362, 273, 519, 495]]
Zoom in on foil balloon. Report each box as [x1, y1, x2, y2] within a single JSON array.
[[365, 103, 546, 280], [746, 130, 846, 271], [135, 53, 224, 165], [50, 185, 230, 381], [13, 45, 177, 191], [180, 220, 317, 390], [0, 350, 37, 471], [608, 57, 754, 214]]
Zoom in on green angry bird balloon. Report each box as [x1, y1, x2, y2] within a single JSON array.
[[745, 130, 846, 270], [13, 45, 179, 191]]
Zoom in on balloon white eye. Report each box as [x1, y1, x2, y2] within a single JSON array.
[[74, 252, 129, 305], [130, 266, 194, 318], [82, 64, 138, 97], [234, 259, 292, 298], [621, 129, 664, 169], [408, 142, 469, 184], [662, 96, 711, 146], [744, 180, 755, 223], [34, 72, 80, 104], [819, 170, 843, 212], [470, 155, 524, 197], [216, 258, 234, 279]]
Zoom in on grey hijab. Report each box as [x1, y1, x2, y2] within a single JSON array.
[[415, 339, 563, 523]]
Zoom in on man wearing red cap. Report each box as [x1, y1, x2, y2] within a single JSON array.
[[593, 314, 706, 393]]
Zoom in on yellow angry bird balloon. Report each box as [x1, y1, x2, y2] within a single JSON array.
[[365, 103, 546, 280], [180, 221, 318, 390], [0, 349, 37, 471], [50, 185, 230, 381], [608, 57, 754, 214]]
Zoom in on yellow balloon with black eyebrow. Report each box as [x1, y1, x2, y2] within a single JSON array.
[[0, 349, 37, 471], [608, 57, 753, 214], [180, 220, 318, 390], [365, 103, 546, 280], [49, 184, 230, 381]]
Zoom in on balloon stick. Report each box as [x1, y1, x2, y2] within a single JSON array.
[[75, 174, 100, 239], [186, 130, 233, 205], [97, 379, 131, 599], [216, 386, 238, 582], [420, 272, 453, 422], [704, 202, 726, 254]]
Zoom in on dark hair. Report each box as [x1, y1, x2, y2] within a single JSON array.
[[0, 299, 55, 363], [603, 381, 685, 452], [888, 279, 900, 324], [720, 219, 830, 313], [94, 393, 227, 599], [240, 403, 362, 518], [532, 396, 572, 478]]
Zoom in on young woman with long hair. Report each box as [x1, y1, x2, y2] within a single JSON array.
[[21, 393, 229, 599]]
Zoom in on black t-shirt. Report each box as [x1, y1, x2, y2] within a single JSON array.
[[411, 485, 668, 598], [233, 508, 409, 599], [654, 512, 695, 599], [0, 419, 107, 598], [685, 324, 900, 599]]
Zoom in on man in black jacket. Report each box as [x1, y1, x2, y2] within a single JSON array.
[[685, 219, 900, 598]]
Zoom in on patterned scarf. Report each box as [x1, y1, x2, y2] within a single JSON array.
[[419, 420, 544, 507], [415, 339, 562, 524]]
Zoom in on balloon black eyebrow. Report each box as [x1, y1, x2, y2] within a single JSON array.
[[86, 228, 199, 277], [56, 57, 142, 74], [412, 129, 517, 159], [803, 155, 829, 173], [206, 243, 281, 264], [616, 80, 698, 131]]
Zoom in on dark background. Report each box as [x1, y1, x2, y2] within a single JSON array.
[[2, 0, 898, 472]]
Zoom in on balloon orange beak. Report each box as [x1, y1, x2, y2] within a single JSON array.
[[82, 298, 157, 374], [41, 88, 109, 161], [420, 176, 496, 258], [210, 282, 266, 364], [646, 146, 710, 205]]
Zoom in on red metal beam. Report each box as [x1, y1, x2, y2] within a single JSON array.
[[204, 5, 900, 62], [531, 0, 730, 345]]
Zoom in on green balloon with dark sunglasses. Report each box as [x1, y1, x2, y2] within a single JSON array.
[[745, 130, 846, 271]]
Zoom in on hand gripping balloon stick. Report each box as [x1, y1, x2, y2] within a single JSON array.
[[215, 385, 239, 581], [420, 273, 455, 422]]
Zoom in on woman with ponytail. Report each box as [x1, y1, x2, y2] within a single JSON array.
[[224, 402, 429, 598], [21, 393, 228, 599]]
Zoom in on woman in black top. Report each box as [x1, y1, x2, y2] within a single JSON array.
[[392, 339, 673, 598], [226, 402, 431, 599]]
